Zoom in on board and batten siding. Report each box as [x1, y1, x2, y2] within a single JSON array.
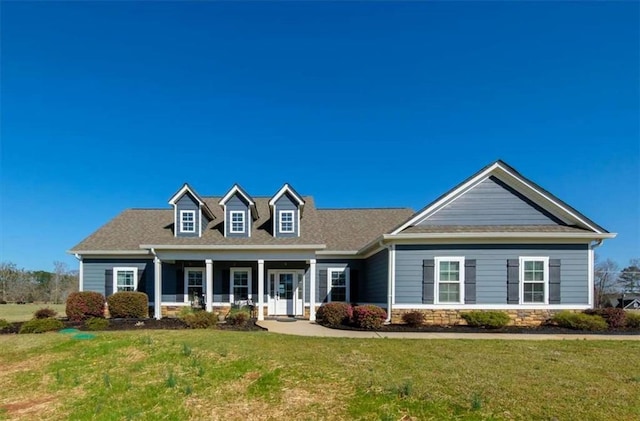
[[225, 194, 250, 238], [83, 258, 154, 300], [394, 244, 589, 305], [176, 193, 200, 237], [274, 193, 299, 237], [418, 176, 561, 226]]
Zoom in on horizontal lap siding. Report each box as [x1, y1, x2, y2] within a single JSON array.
[[395, 244, 589, 305], [363, 250, 388, 303], [225, 194, 250, 238], [314, 260, 363, 303], [176, 194, 200, 237], [274, 193, 299, 237], [83, 259, 154, 299]]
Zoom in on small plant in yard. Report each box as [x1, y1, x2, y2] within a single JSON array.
[[85, 317, 110, 331], [461, 311, 510, 329], [182, 343, 192, 356], [352, 305, 387, 330], [19, 318, 64, 334], [107, 292, 148, 319], [551, 311, 607, 331], [625, 312, 640, 329], [585, 308, 627, 328], [66, 291, 106, 321], [0, 318, 8, 329], [401, 311, 425, 327], [34, 307, 57, 319], [470, 392, 483, 411], [166, 371, 177, 388], [226, 310, 250, 326], [181, 310, 217, 329], [316, 302, 353, 327]]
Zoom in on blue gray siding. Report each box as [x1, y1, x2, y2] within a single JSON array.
[[225, 194, 250, 238], [417, 176, 561, 226], [312, 259, 363, 303], [83, 258, 154, 300], [363, 250, 388, 303], [395, 244, 589, 305], [274, 193, 299, 237], [176, 193, 200, 237]]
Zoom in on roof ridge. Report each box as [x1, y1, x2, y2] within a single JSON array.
[[318, 207, 413, 210]]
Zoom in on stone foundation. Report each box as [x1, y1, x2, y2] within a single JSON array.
[[390, 309, 576, 327]]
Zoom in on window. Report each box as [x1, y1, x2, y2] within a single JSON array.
[[113, 267, 138, 293], [520, 257, 548, 304], [279, 210, 294, 233], [435, 257, 465, 304], [180, 210, 195, 233], [328, 268, 350, 302], [185, 268, 204, 303], [230, 211, 245, 233], [230, 268, 252, 303]]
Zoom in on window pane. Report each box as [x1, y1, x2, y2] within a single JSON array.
[[439, 283, 459, 303], [533, 261, 544, 271], [523, 283, 545, 303], [332, 271, 346, 287], [524, 261, 534, 271], [331, 286, 346, 302]]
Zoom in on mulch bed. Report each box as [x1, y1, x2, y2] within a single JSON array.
[[0, 318, 265, 334], [327, 323, 640, 335]]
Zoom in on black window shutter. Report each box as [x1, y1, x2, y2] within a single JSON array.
[[137, 268, 146, 293], [176, 268, 184, 301], [222, 269, 230, 294], [318, 269, 328, 303], [464, 259, 476, 304], [105, 269, 113, 297], [422, 259, 435, 304], [507, 259, 519, 304], [549, 259, 561, 304], [350, 269, 359, 304]]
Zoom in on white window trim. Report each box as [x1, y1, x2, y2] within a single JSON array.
[[519, 256, 549, 305], [113, 267, 138, 294], [230, 267, 252, 303], [183, 267, 205, 303], [180, 210, 196, 233], [229, 211, 246, 234], [327, 267, 350, 303], [434, 257, 465, 304], [279, 210, 295, 233]]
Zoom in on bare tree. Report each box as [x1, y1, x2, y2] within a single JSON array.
[[594, 257, 619, 308], [0, 262, 19, 302], [52, 261, 68, 304]]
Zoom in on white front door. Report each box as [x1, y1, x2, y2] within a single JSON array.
[[268, 270, 304, 316]]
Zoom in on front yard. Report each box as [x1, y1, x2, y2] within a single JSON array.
[[1, 330, 639, 420]]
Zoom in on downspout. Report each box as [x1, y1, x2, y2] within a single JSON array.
[[73, 253, 83, 291], [381, 239, 394, 324], [590, 240, 603, 308]]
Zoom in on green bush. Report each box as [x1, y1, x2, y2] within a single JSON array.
[[352, 305, 387, 330], [551, 311, 608, 331], [34, 307, 57, 319], [461, 311, 511, 329], [181, 310, 218, 329], [401, 311, 426, 327], [107, 292, 148, 319], [316, 302, 353, 327], [85, 317, 110, 331], [226, 310, 250, 326], [66, 292, 106, 321], [625, 312, 640, 329], [0, 319, 8, 329], [19, 318, 64, 334], [585, 308, 627, 328]]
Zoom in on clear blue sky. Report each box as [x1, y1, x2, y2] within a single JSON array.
[[1, 1, 638, 272]]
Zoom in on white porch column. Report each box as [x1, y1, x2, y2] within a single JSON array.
[[154, 257, 162, 320], [257, 259, 265, 321], [205, 259, 213, 313], [309, 259, 316, 321]]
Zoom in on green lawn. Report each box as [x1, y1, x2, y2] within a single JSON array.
[[0, 331, 638, 420], [0, 304, 67, 322]]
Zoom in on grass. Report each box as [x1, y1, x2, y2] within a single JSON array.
[[0, 303, 67, 322], [0, 331, 639, 420]]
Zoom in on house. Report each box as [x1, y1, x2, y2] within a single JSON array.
[[69, 160, 616, 326]]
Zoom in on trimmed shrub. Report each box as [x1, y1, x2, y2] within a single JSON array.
[[353, 305, 387, 330], [0, 300, 7, 304], [181, 311, 218, 329], [19, 318, 64, 334], [85, 317, 110, 331], [0, 319, 8, 329], [401, 311, 426, 327], [625, 312, 640, 329], [551, 311, 608, 331], [107, 292, 148, 319], [66, 292, 106, 322], [585, 308, 627, 329], [34, 307, 57, 319], [316, 302, 353, 327], [227, 310, 250, 326], [461, 311, 511, 329]]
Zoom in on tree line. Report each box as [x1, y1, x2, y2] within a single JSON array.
[[594, 257, 640, 308], [0, 261, 79, 304]]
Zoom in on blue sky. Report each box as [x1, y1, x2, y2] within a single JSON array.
[[1, 1, 638, 272]]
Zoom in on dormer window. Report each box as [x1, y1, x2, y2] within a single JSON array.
[[180, 210, 195, 233], [230, 211, 245, 233], [279, 211, 294, 233]]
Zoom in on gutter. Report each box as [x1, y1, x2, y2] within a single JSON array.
[[383, 232, 617, 240], [139, 244, 327, 251]]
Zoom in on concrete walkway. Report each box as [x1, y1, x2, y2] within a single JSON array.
[[257, 319, 640, 340]]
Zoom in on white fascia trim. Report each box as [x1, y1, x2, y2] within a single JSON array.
[[139, 244, 327, 250], [198, 206, 202, 238], [392, 304, 592, 310], [169, 184, 206, 206], [68, 250, 151, 256], [180, 210, 196, 233], [229, 210, 246, 234], [279, 210, 295, 233], [588, 246, 594, 308], [316, 250, 361, 256], [297, 208, 301, 238], [384, 233, 616, 240], [219, 185, 255, 206], [269, 184, 305, 207]]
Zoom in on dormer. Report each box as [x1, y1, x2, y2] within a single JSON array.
[[269, 184, 305, 238], [168, 184, 215, 238], [218, 184, 258, 238]]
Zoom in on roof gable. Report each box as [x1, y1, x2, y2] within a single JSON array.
[[168, 183, 214, 219], [269, 184, 305, 209], [219, 184, 258, 219], [391, 160, 609, 235]]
